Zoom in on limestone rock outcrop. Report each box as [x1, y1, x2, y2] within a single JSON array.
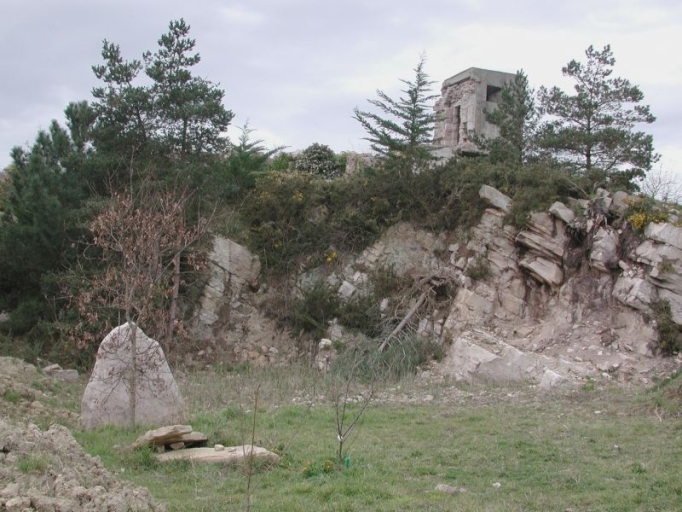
[[322, 185, 681, 386], [515, 211, 570, 287], [197, 236, 260, 327], [626, 222, 682, 324], [81, 323, 185, 430], [190, 184, 681, 387], [193, 236, 294, 366]]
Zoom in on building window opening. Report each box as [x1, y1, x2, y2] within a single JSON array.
[[454, 105, 461, 144], [486, 85, 502, 102]]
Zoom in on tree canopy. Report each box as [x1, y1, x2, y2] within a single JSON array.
[[537, 44, 657, 180], [91, 18, 233, 171], [353, 55, 439, 173], [0, 19, 231, 352]]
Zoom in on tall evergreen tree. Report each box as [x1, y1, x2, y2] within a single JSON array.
[[90, 18, 234, 168], [0, 122, 87, 328], [354, 55, 439, 173], [537, 45, 657, 181], [91, 42, 152, 162], [144, 19, 234, 157]]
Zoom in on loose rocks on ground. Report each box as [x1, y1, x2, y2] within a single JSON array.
[[0, 418, 164, 511]]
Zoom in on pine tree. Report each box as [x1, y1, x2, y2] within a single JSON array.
[[0, 122, 87, 329], [537, 45, 657, 181], [91, 41, 151, 160], [353, 55, 439, 173], [91, 19, 234, 164], [144, 19, 234, 156]]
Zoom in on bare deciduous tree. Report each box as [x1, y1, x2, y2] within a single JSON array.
[[638, 165, 682, 204], [70, 180, 207, 425], [329, 360, 375, 464]]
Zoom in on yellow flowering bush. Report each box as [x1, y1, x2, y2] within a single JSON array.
[[625, 196, 669, 231]]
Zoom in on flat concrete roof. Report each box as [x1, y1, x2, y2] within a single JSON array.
[[442, 67, 516, 88]]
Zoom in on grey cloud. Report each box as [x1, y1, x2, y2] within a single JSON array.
[[1, 0, 680, 168]]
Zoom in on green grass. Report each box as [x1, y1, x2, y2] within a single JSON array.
[[16, 453, 51, 473], [2, 388, 21, 404], [647, 367, 682, 418], [73, 368, 682, 512]]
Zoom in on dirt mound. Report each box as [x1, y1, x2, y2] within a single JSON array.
[[0, 418, 164, 511], [0, 357, 164, 511], [0, 357, 81, 426]]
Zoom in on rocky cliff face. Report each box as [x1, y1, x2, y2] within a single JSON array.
[[192, 236, 297, 366], [194, 187, 682, 385]]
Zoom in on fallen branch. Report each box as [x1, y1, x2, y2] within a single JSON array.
[[378, 291, 428, 352]]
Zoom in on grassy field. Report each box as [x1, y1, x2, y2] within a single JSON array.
[[74, 367, 682, 512]]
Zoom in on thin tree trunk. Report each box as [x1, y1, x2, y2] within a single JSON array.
[[167, 252, 181, 348], [378, 291, 427, 352], [127, 315, 138, 428]]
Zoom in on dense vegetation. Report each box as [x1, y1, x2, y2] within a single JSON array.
[[0, 22, 668, 367]]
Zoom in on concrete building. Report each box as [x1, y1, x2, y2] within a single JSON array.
[[433, 67, 516, 157]]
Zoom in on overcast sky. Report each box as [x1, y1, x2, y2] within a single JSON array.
[[1, 0, 681, 173]]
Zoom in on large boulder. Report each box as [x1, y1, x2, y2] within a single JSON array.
[[612, 276, 657, 311], [645, 222, 682, 250], [479, 185, 512, 213], [81, 323, 186, 430], [519, 255, 564, 287], [590, 227, 620, 272]]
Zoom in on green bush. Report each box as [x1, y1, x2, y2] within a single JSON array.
[[435, 157, 501, 229], [626, 196, 670, 231], [290, 282, 340, 339], [295, 143, 341, 179], [268, 152, 295, 172], [337, 293, 383, 338], [0, 331, 43, 364], [504, 162, 572, 228], [651, 299, 682, 355], [242, 171, 330, 273], [1, 298, 46, 335], [465, 258, 492, 281]]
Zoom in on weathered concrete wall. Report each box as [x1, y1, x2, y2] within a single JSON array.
[[434, 67, 516, 155]]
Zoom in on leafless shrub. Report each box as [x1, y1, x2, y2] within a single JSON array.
[[638, 165, 682, 204]]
